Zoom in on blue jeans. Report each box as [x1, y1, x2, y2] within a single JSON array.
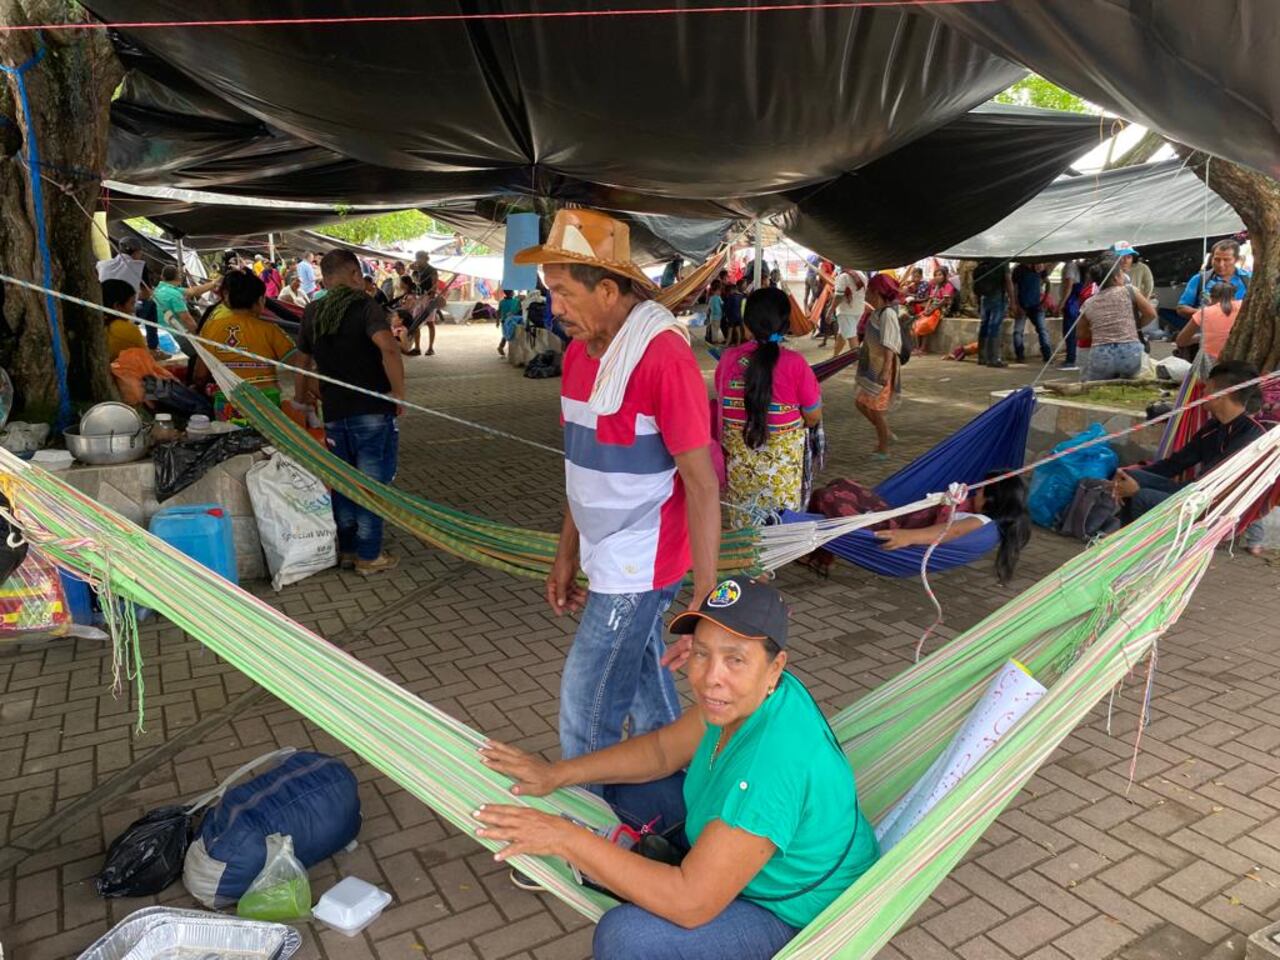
[[594, 898, 798, 960], [1086, 341, 1144, 380], [1014, 305, 1052, 362], [605, 772, 689, 840], [325, 413, 398, 561], [1125, 468, 1180, 520], [561, 584, 682, 791], [978, 294, 1006, 341], [1062, 312, 1079, 365]]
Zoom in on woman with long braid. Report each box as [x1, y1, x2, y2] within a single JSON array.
[[714, 288, 823, 523]]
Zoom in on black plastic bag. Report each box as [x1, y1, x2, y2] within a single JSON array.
[[153, 430, 267, 501], [144, 377, 214, 419], [523, 350, 562, 380], [97, 805, 193, 898], [0, 492, 28, 584]]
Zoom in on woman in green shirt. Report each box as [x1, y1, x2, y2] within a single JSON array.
[[477, 577, 879, 960]]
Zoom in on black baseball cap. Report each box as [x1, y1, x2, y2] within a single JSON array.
[[670, 576, 789, 648]]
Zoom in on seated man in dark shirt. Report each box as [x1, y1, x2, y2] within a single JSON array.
[[1116, 360, 1264, 520]]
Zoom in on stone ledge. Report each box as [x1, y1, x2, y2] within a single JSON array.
[[60, 452, 267, 581], [995, 389, 1163, 466], [1248, 920, 1280, 959]]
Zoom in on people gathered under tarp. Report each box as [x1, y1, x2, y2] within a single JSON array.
[[294, 249, 406, 576], [1177, 238, 1250, 324], [1114, 361, 1264, 523], [478, 577, 880, 960], [855, 274, 904, 459], [513, 210, 722, 895], [195, 271, 298, 390], [1076, 255, 1156, 381], [715, 287, 822, 523]]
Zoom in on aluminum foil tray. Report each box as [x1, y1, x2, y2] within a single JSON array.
[[77, 907, 302, 960]]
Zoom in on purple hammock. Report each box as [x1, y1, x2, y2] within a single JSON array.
[[779, 387, 1036, 576]]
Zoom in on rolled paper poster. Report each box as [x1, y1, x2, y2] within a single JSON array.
[[876, 660, 1047, 851]]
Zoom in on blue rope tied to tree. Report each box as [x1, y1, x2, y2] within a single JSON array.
[[1, 46, 73, 431]]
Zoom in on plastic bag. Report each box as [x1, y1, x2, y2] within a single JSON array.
[[1027, 424, 1119, 529], [237, 834, 312, 922], [246, 452, 337, 591], [97, 806, 193, 898], [0, 548, 72, 638], [153, 429, 267, 501], [0, 491, 28, 584]]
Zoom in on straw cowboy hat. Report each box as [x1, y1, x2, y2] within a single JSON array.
[[514, 209, 656, 292]]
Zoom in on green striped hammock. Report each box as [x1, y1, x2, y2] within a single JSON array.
[[3, 425, 1275, 957]]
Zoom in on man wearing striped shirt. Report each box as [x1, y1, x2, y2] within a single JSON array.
[[516, 211, 721, 811]]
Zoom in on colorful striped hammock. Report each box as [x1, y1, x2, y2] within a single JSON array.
[[4, 424, 1276, 957]]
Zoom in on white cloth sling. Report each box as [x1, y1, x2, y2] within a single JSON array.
[[588, 300, 689, 416]]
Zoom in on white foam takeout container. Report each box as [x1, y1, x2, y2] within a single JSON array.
[[312, 876, 394, 937]]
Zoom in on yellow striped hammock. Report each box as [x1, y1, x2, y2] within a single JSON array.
[[3, 414, 1276, 956]]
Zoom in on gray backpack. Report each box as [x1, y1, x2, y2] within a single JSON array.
[[1057, 477, 1122, 541]]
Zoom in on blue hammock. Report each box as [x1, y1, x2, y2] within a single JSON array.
[[785, 387, 1037, 577]]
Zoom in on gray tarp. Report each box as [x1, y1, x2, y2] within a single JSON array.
[[944, 159, 1244, 261], [932, 1, 1280, 180]]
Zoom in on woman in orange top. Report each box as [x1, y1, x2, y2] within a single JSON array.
[[1175, 282, 1239, 361]]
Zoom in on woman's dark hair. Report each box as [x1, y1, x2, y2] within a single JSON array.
[[741, 287, 791, 450], [980, 472, 1031, 584], [1088, 255, 1123, 287], [934, 265, 950, 281], [101, 279, 136, 312], [1207, 359, 1260, 409], [225, 270, 266, 310], [1211, 280, 1237, 316]]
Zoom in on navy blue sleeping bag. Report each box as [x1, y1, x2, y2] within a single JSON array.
[[183, 751, 360, 907]]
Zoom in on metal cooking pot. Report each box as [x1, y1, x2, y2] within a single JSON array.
[[80, 401, 143, 437], [64, 426, 150, 465]]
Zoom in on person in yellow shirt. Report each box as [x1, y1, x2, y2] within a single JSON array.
[[195, 271, 297, 388], [102, 279, 147, 361]]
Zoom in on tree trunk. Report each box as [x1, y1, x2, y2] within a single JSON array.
[[956, 259, 978, 316], [1106, 129, 1167, 170], [1, 1, 121, 422], [1177, 147, 1280, 371]]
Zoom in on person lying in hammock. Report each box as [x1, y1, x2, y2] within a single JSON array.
[[476, 577, 879, 960], [803, 473, 1031, 583]]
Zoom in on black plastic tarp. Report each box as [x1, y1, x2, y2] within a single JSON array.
[[93, 2, 1129, 266], [771, 104, 1101, 267], [944, 159, 1244, 261], [931, 1, 1280, 180]]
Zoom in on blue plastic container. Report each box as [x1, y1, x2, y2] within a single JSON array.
[[57, 572, 94, 624], [148, 504, 239, 584]]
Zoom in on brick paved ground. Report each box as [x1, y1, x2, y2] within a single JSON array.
[[2, 323, 1279, 959]]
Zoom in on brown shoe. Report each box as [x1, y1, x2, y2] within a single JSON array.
[[339, 552, 357, 570], [355, 553, 399, 576]]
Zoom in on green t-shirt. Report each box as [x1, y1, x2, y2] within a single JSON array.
[[683, 671, 879, 928], [152, 281, 191, 333]]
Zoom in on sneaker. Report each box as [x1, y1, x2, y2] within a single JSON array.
[[1057, 364, 1080, 372], [355, 553, 400, 576], [510, 868, 542, 891], [338, 552, 357, 570]]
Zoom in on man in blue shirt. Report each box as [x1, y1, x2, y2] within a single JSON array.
[[1011, 262, 1051, 363], [1177, 238, 1249, 323], [297, 251, 318, 296]]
